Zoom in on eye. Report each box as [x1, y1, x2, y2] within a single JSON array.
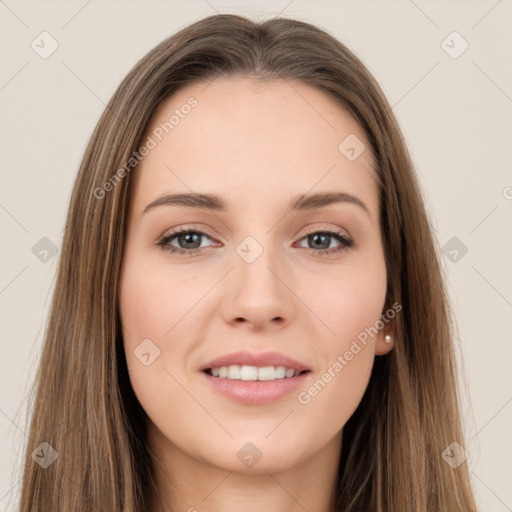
[[295, 228, 354, 256], [157, 227, 217, 255]]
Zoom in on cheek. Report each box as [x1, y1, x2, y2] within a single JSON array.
[[293, 315, 381, 447], [119, 257, 205, 341], [304, 255, 387, 345], [118, 251, 223, 396], [295, 256, 386, 417], [118, 258, 196, 406]]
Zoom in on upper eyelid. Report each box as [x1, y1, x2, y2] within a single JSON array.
[[301, 225, 351, 238], [162, 226, 217, 241]]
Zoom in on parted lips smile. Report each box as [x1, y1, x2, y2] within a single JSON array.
[[199, 350, 312, 404]]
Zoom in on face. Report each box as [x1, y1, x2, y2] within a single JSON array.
[[118, 76, 393, 475]]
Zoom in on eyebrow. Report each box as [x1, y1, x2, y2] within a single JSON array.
[[143, 191, 370, 217]]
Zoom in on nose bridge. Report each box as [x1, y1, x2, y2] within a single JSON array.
[[236, 236, 280, 292], [221, 232, 294, 328]]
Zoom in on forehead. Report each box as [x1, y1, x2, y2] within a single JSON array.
[[131, 76, 378, 217]]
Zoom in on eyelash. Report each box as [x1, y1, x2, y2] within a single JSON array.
[[156, 226, 354, 257]]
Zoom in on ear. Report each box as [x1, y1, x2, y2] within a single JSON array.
[[375, 327, 395, 355]]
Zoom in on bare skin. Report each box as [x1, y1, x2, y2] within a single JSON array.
[[118, 76, 394, 512]]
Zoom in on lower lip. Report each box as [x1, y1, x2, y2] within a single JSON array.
[[200, 371, 311, 405]]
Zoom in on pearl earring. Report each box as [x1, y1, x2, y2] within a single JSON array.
[[385, 334, 391, 343]]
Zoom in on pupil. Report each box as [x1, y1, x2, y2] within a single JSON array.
[[311, 233, 329, 250], [180, 233, 200, 248]]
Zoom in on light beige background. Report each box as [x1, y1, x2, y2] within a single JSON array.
[[1, 1, 511, 510]]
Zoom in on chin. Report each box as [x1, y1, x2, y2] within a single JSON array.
[[192, 433, 315, 475]]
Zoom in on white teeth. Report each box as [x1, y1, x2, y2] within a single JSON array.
[[227, 365, 241, 379], [258, 366, 276, 381], [209, 364, 303, 381], [275, 366, 286, 379], [240, 365, 258, 380]]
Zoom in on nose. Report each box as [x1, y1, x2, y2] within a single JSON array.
[[219, 244, 296, 331]]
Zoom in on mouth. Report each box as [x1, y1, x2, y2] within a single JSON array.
[[204, 365, 310, 381], [199, 351, 312, 404]]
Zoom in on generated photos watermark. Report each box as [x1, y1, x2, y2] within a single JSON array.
[[93, 96, 198, 200], [297, 301, 402, 405]]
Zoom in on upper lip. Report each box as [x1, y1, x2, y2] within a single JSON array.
[[200, 351, 311, 372]]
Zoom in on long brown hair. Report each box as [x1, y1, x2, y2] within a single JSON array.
[[17, 13, 478, 511]]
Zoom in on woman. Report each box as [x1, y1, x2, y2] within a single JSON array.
[[18, 13, 478, 511]]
